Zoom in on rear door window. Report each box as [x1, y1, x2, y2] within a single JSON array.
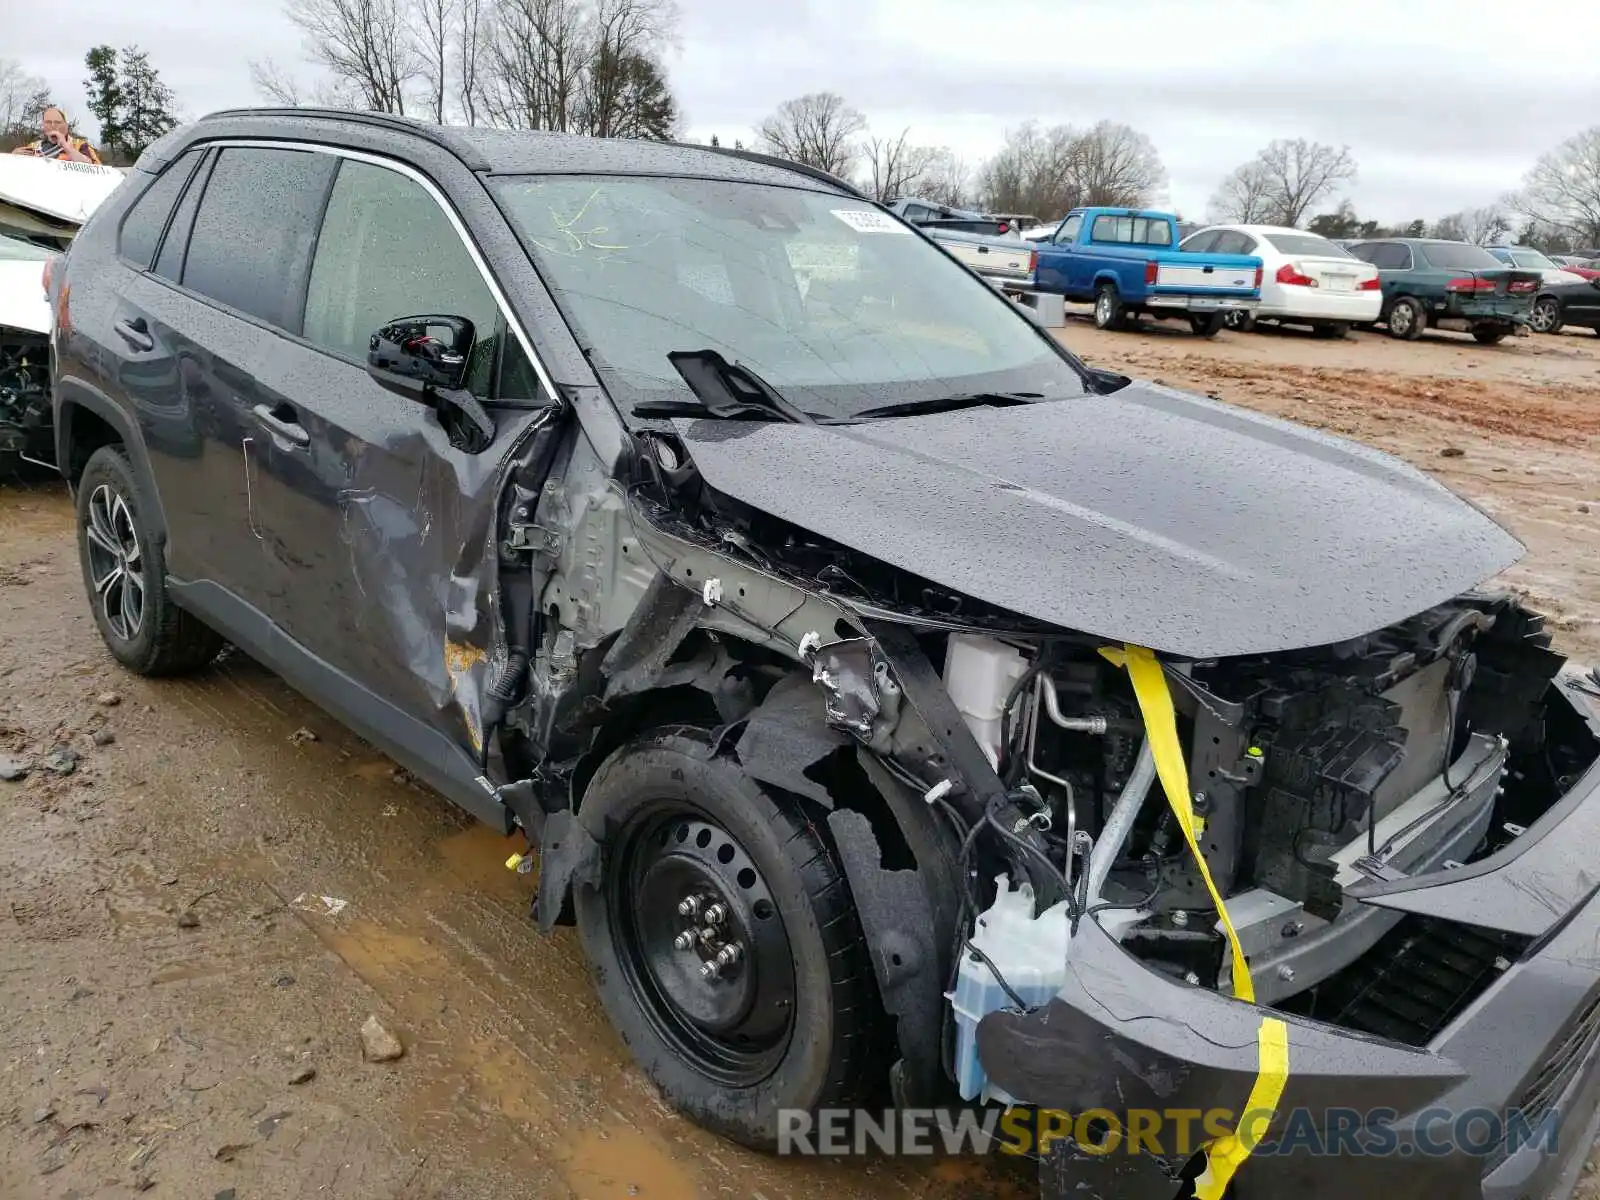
[[303, 159, 535, 400], [181, 146, 337, 332], [117, 149, 204, 269], [1367, 243, 1412, 270], [1211, 231, 1252, 255], [1182, 230, 1220, 253]]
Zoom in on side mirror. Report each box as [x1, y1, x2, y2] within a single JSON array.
[[365, 313, 496, 453], [367, 314, 473, 392]]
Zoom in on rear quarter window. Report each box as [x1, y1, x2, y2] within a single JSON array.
[[180, 146, 337, 332], [117, 149, 204, 269]]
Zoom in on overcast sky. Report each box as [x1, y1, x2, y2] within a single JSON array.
[[11, 0, 1598, 221]]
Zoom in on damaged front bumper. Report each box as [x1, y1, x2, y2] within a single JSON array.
[[978, 686, 1600, 1200]]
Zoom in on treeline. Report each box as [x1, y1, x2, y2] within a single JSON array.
[[251, 0, 679, 142], [734, 92, 1600, 254]]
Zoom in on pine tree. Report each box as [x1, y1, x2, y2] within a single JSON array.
[[82, 44, 179, 163], [117, 47, 179, 159], [83, 45, 123, 153]]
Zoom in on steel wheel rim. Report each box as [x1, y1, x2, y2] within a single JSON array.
[[607, 804, 796, 1087], [85, 484, 145, 641], [1391, 303, 1413, 334]]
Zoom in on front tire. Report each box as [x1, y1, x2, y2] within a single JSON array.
[[573, 731, 882, 1150], [1386, 296, 1425, 340], [1093, 282, 1126, 331], [1189, 313, 1226, 338], [75, 446, 222, 675], [1473, 325, 1510, 345], [1529, 296, 1563, 335]]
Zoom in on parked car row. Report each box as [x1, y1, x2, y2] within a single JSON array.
[[1017, 210, 1600, 344]]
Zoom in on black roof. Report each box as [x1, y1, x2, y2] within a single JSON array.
[[193, 107, 859, 194]]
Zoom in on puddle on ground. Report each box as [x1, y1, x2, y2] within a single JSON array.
[[560, 1123, 702, 1200]]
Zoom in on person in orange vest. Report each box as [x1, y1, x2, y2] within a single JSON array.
[[10, 107, 102, 165]]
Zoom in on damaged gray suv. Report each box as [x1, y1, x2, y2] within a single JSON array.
[[50, 108, 1600, 1200]]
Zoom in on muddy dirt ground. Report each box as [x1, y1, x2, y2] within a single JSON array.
[[4, 319, 1600, 1200]]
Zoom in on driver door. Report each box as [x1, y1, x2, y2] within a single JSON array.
[[243, 154, 555, 729]]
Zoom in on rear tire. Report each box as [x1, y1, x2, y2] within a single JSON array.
[[1223, 309, 1256, 332], [1093, 283, 1126, 331], [1386, 297, 1425, 340], [573, 730, 882, 1151], [1472, 325, 1509, 345], [1529, 296, 1563, 335], [1312, 321, 1351, 339], [1189, 313, 1226, 338], [75, 446, 223, 676]]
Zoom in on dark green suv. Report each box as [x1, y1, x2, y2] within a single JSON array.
[[1346, 237, 1541, 343]]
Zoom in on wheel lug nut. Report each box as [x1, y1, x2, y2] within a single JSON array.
[[699, 960, 719, 979], [703, 903, 726, 926], [715, 944, 741, 968], [677, 896, 701, 917], [673, 930, 696, 951]]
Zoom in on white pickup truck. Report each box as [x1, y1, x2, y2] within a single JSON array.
[[885, 196, 1036, 283]]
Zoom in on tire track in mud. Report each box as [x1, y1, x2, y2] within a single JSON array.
[[0, 485, 1029, 1200]]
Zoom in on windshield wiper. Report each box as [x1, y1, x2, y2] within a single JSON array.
[[849, 392, 1043, 420], [631, 349, 815, 425]]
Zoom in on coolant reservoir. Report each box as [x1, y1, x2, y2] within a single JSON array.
[[943, 634, 1029, 767], [949, 874, 1071, 1102]]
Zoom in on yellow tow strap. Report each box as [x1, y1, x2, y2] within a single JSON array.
[[1101, 644, 1289, 1200]]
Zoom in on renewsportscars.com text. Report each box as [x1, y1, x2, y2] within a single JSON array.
[[777, 1105, 1561, 1159]]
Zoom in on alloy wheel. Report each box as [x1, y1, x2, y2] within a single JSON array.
[[1390, 304, 1414, 335], [84, 484, 145, 642], [607, 808, 796, 1087], [1530, 298, 1559, 334]]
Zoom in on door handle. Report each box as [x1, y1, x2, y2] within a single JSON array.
[[251, 403, 310, 448], [113, 317, 154, 352]]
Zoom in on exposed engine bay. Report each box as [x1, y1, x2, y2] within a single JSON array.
[[0, 332, 50, 464], [931, 591, 1565, 1010], [490, 411, 1599, 1132]]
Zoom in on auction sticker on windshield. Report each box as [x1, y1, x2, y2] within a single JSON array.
[[832, 209, 912, 234]]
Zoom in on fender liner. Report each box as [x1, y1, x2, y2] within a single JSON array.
[[54, 388, 169, 539]]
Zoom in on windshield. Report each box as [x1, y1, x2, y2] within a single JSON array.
[[0, 233, 53, 262], [1419, 242, 1504, 270], [1263, 232, 1353, 258], [491, 174, 1085, 421]]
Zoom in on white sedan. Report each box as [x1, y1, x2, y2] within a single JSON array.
[[1179, 223, 1382, 336]]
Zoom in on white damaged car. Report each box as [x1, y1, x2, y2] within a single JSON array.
[[0, 155, 128, 470]]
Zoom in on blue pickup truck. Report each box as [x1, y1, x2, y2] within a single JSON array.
[[1033, 207, 1262, 336]]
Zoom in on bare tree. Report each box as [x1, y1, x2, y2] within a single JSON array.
[[755, 92, 865, 179], [457, 0, 485, 123], [978, 122, 1080, 218], [248, 56, 357, 107], [1514, 127, 1600, 250], [281, 0, 422, 113], [1430, 212, 1467, 242], [1444, 204, 1510, 245], [414, 0, 456, 121], [480, 0, 589, 130], [1069, 120, 1166, 209], [1220, 138, 1355, 227], [920, 148, 972, 208], [865, 128, 939, 203], [0, 59, 49, 138]]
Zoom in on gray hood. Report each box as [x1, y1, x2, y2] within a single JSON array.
[[673, 382, 1524, 657]]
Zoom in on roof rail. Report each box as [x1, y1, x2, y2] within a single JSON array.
[[196, 107, 490, 171], [681, 143, 871, 202]]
